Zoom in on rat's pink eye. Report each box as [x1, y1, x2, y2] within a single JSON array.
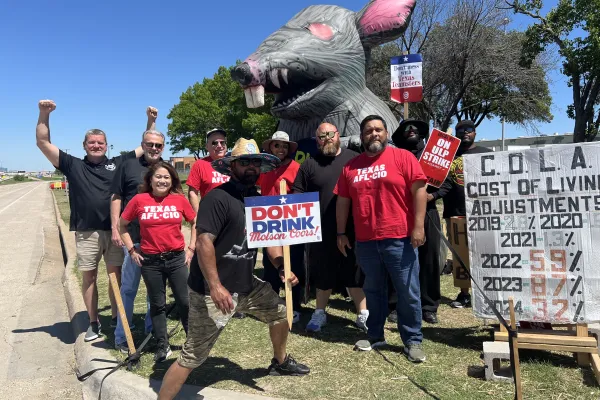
[[308, 23, 334, 41]]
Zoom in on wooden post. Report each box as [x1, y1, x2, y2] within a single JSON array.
[[508, 297, 523, 400], [403, 50, 409, 120], [576, 324, 590, 366], [279, 181, 294, 330], [109, 272, 136, 354]]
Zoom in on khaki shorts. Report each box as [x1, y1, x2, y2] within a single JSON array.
[[75, 230, 125, 272], [177, 277, 287, 369]]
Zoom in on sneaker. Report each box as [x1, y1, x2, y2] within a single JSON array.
[[355, 311, 369, 332], [154, 346, 172, 363], [84, 322, 100, 342], [423, 311, 438, 324], [292, 311, 300, 324], [268, 354, 310, 376], [450, 292, 471, 308], [387, 310, 398, 323], [232, 312, 246, 319], [110, 317, 118, 328], [354, 337, 387, 351], [115, 342, 129, 354], [305, 310, 326, 332], [403, 343, 426, 363]]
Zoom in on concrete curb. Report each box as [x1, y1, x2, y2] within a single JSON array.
[[51, 191, 279, 400]]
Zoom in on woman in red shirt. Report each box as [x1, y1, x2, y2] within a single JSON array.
[[119, 161, 196, 363], [259, 131, 305, 323]]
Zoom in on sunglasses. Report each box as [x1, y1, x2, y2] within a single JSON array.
[[404, 125, 418, 133], [273, 143, 289, 149], [317, 131, 337, 140], [456, 127, 475, 135], [212, 140, 226, 147], [237, 158, 262, 167], [145, 142, 163, 149]]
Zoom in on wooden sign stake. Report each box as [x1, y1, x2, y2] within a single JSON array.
[[508, 297, 523, 400], [403, 50, 409, 120], [279, 180, 294, 330], [109, 272, 136, 354]]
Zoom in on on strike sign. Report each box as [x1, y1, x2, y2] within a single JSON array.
[[390, 54, 423, 103], [418, 129, 461, 187], [244, 192, 322, 248]]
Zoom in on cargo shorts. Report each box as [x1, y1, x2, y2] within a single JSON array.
[[75, 230, 125, 272], [177, 276, 287, 369]]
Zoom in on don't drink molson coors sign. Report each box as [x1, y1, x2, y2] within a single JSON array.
[[244, 192, 322, 248]]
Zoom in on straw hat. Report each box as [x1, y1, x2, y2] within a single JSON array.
[[261, 131, 298, 154], [212, 138, 280, 176]]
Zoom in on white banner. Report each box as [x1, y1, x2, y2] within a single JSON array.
[[464, 142, 600, 323]]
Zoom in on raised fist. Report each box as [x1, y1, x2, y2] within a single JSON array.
[[146, 106, 158, 120], [39, 100, 56, 114]]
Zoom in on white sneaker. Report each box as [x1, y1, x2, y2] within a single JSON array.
[[355, 311, 369, 332], [306, 310, 326, 332], [292, 311, 300, 324]]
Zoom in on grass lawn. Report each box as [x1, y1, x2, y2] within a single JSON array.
[[54, 191, 599, 400], [0, 177, 29, 185]]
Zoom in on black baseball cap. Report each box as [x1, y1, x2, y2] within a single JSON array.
[[206, 128, 227, 140], [455, 120, 476, 133]]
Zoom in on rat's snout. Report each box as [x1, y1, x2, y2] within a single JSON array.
[[231, 58, 267, 109], [231, 63, 254, 86]]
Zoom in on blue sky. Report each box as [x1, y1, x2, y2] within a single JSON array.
[[0, 0, 569, 171]]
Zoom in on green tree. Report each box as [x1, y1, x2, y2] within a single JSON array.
[[167, 64, 278, 158], [366, 0, 553, 131], [507, 0, 600, 142], [119, 151, 129, 157]]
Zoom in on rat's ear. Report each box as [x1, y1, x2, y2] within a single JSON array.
[[355, 0, 416, 48]]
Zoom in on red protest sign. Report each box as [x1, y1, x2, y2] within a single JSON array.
[[418, 129, 461, 188]]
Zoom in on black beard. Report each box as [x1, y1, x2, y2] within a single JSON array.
[[404, 134, 420, 146], [234, 170, 259, 186]]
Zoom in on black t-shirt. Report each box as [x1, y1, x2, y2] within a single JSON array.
[[292, 148, 358, 240], [440, 146, 493, 218], [111, 156, 159, 243], [188, 181, 259, 296], [58, 150, 136, 231]]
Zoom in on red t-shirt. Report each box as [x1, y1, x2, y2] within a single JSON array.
[[258, 160, 300, 196], [121, 193, 196, 254], [335, 147, 427, 242], [186, 156, 230, 197]]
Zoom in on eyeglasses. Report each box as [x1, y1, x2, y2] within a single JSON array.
[[456, 127, 475, 135], [237, 159, 262, 167], [273, 143, 289, 149], [145, 142, 164, 149], [212, 140, 226, 147], [317, 131, 337, 140]]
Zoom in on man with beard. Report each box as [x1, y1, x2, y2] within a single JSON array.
[[110, 125, 165, 353], [292, 123, 368, 333], [158, 139, 310, 400], [433, 120, 492, 308], [335, 115, 428, 363], [391, 120, 443, 324]]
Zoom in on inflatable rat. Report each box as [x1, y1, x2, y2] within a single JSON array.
[[231, 0, 415, 154]]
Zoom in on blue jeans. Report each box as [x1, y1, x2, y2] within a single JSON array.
[[356, 238, 423, 346], [115, 245, 152, 345]]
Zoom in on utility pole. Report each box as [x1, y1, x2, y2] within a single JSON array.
[[501, 17, 509, 151]]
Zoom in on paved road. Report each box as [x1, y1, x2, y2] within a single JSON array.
[[0, 182, 81, 399]]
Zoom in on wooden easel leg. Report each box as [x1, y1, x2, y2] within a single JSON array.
[[576, 324, 590, 367], [508, 297, 523, 400], [590, 353, 600, 385]]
